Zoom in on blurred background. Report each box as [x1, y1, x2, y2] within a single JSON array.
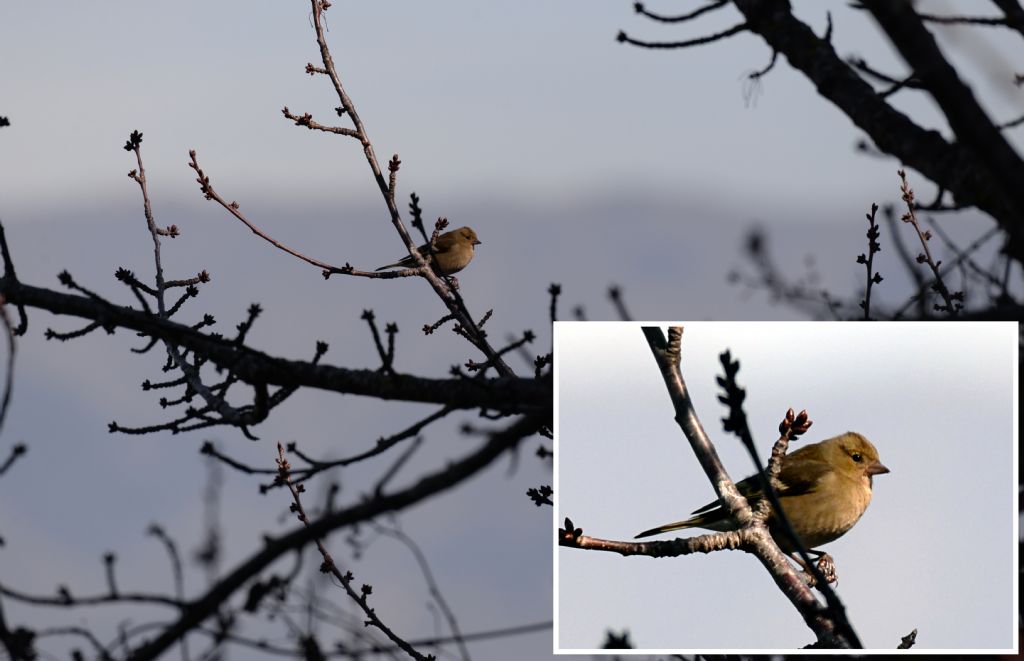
[[1, 0, 1019, 657]]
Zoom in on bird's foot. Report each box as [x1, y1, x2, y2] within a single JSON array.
[[792, 551, 838, 587], [815, 553, 837, 586]]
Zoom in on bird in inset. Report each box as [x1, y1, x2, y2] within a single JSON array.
[[635, 432, 889, 556]]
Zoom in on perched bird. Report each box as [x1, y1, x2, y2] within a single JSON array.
[[375, 226, 481, 276], [635, 432, 889, 554]]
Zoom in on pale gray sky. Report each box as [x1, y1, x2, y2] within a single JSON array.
[[556, 321, 1017, 651], [5, 2, 1022, 318], [1, 1, 1021, 658]]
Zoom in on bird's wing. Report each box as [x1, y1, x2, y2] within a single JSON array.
[[430, 233, 456, 254], [687, 458, 831, 515], [776, 456, 832, 496], [395, 238, 447, 265], [689, 498, 724, 516], [687, 471, 768, 515]]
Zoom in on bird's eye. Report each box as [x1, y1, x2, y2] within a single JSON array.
[[851, 452, 863, 462]]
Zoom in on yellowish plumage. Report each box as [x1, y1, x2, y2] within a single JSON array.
[[635, 432, 889, 553], [375, 226, 481, 276]]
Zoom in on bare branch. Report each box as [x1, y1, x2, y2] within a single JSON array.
[[633, 0, 728, 23], [275, 444, 432, 661], [637, 326, 858, 647], [897, 170, 962, 316], [0, 279, 547, 412], [127, 410, 545, 660], [617, 21, 748, 49], [728, 0, 1024, 262], [856, 203, 883, 319]]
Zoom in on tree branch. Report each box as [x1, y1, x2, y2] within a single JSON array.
[[0, 278, 546, 412], [127, 410, 546, 661], [731, 0, 1024, 261], [637, 325, 857, 647]]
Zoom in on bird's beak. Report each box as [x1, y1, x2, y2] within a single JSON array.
[[473, 239, 482, 245], [866, 461, 890, 476]]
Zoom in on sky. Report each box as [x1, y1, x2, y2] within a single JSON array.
[[4, 1, 1022, 322], [555, 321, 1018, 652], [1, 1, 1021, 659]]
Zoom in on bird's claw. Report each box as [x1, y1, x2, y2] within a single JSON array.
[[792, 551, 838, 588], [815, 553, 837, 586]]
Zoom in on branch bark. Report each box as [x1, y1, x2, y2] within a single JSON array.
[[128, 410, 546, 661], [0, 277, 546, 412], [639, 325, 857, 648], [730, 0, 1024, 261]]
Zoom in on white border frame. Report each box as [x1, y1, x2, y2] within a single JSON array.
[[552, 320, 1019, 655]]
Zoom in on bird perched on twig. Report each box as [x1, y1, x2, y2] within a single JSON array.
[[635, 432, 889, 555], [375, 226, 481, 276]]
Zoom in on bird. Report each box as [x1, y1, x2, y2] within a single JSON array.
[[634, 432, 889, 554], [375, 226, 481, 276]]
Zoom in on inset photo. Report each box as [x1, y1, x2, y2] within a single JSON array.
[[554, 321, 1017, 654]]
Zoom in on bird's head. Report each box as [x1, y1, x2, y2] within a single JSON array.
[[455, 227, 481, 246], [827, 432, 890, 485]]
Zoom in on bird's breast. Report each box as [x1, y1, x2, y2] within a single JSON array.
[[773, 474, 873, 550]]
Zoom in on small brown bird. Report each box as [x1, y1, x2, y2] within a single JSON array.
[[375, 227, 481, 276], [635, 432, 889, 554]]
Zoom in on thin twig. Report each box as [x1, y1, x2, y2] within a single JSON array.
[[893, 225, 1000, 319], [147, 524, 189, 661], [617, 22, 747, 49], [547, 283, 560, 324], [128, 411, 543, 660], [188, 151, 358, 278], [0, 443, 26, 478], [0, 301, 16, 433], [856, 203, 882, 320], [0, 222, 28, 335], [916, 12, 1008, 26], [633, 0, 728, 23], [275, 443, 434, 661], [608, 285, 632, 321], [897, 170, 961, 316], [371, 523, 470, 661]]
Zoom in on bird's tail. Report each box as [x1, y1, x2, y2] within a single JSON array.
[[634, 516, 704, 539]]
